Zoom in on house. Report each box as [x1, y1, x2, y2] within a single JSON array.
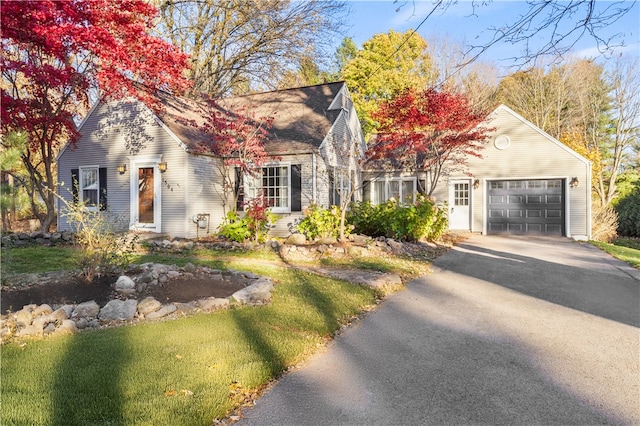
[[56, 82, 366, 238], [362, 104, 592, 240]]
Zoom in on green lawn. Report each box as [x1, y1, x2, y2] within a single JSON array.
[[591, 238, 640, 269], [0, 246, 402, 425]]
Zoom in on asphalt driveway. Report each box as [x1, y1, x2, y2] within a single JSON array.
[[239, 235, 640, 425]]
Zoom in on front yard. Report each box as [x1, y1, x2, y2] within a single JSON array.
[[0, 239, 439, 425]]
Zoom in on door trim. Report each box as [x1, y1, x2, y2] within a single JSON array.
[[448, 178, 472, 231], [128, 155, 162, 233]]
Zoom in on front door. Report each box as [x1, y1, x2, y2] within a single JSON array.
[[449, 180, 471, 230], [138, 167, 154, 224]]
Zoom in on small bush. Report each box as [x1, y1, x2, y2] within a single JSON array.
[[62, 202, 137, 282], [347, 196, 448, 242], [591, 201, 619, 242], [218, 197, 276, 243], [296, 204, 346, 241], [614, 186, 640, 238]]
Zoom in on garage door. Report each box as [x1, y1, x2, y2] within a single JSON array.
[[488, 179, 564, 235]]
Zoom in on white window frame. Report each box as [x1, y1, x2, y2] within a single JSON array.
[[79, 165, 100, 211], [368, 177, 417, 205], [246, 164, 291, 213]]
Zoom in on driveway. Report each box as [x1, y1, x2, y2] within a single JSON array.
[[239, 235, 640, 425]]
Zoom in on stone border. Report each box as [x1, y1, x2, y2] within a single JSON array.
[[0, 262, 273, 344]]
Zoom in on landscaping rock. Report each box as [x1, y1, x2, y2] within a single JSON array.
[[138, 271, 155, 284], [183, 262, 196, 273], [18, 323, 43, 337], [137, 297, 162, 316], [73, 301, 100, 318], [174, 302, 197, 315], [232, 279, 273, 305], [115, 275, 136, 294], [197, 297, 229, 311], [75, 318, 88, 330], [145, 304, 177, 320], [43, 323, 57, 334], [32, 304, 53, 318], [98, 299, 138, 321], [15, 307, 34, 327], [286, 233, 307, 245], [57, 319, 78, 334]]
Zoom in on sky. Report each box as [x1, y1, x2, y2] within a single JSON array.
[[340, 0, 639, 73]]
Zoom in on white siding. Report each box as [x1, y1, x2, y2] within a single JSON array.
[[432, 106, 591, 239]]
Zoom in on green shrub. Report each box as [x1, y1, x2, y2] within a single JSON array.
[[296, 204, 345, 241], [614, 186, 640, 237], [218, 197, 277, 243], [347, 196, 448, 242]]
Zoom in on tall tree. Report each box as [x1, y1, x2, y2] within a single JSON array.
[[341, 30, 438, 138], [154, 0, 346, 97], [1, 0, 190, 232], [369, 87, 492, 196]]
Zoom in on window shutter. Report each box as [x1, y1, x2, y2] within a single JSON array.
[[235, 167, 244, 211], [291, 164, 302, 212], [99, 167, 107, 211], [71, 169, 79, 204], [362, 180, 371, 202]]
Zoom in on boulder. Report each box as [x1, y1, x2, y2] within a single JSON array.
[[197, 298, 229, 311], [73, 301, 100, 318], [32, 304, 53, 318], [286, 233, 306, 245], [57, 319, 78, 334], [115, 276, 136, 294], [15, 308, 34, 327], [183, 262, 196, 273], [232, 279, 273, 305], [17, 324, 43, 337], [137, 297, 162, 316], [98, 299, 138, 321], [145, 304, 177, 320]]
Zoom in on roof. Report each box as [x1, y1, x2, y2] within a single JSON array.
[[156, 82, 347, 155]]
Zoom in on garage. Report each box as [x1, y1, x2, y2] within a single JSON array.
[[488, 179, 565, 235]]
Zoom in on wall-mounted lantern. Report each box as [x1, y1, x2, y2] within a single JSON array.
[[117, 164, 127, 174], [473, 179, 480, 189], [569, 177, 579, 188], [158, 161, 168, 172]]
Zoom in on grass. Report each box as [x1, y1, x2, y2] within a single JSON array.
[[591, 238, 640, 269], [0, 245, 404, 425], [1, 245, 81, 274]]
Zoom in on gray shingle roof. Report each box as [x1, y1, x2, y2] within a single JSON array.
[[155, 82, 346, 155]]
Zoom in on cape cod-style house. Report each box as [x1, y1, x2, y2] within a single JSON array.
[[56, 82, 366, 238]]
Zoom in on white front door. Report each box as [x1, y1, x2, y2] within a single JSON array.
[[448, 180, 471, 230]]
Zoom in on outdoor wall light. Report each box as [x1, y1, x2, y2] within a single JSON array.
[[473, 179, 480, 189], [158, 161, 167, 172], [569, 177, 579, 188], [117, 164, 126, 174]]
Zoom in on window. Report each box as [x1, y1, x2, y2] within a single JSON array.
[[367, 177, 416, 205], [454, 183, 470, 206], [82, 167, 99, 207], [71, 167, 107, 211], [243, 164, 302, 213]]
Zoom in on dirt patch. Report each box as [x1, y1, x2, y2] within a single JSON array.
[[1, 274, 247, 314]]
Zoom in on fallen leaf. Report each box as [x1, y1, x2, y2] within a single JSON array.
[[180, 389, 194, 396], [165, 389, 176, 397], [175, 354, 183, 360]]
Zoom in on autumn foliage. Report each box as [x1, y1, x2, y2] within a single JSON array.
[[369, 88, 492, 195], [1, 0, 190, 230]]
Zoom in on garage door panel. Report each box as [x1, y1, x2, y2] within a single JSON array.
[[488, 179, 564, 236]]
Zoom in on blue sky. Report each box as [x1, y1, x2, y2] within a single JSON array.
[[341, 0, 639, 71]]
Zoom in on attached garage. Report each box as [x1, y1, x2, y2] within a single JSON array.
[[487, 179, 564, 235]]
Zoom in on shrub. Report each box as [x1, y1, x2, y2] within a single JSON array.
[[347, 196, 448, 242], [62, 201, 137, 282], [296, 204, 346, 241], [218, 197, 276, 243], [614, 186, 640, 237], [591, 201, 619, 242]]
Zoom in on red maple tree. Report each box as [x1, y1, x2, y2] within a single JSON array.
[[369, 88, 492, 195], [191, 97, 276, 216], [1, 0, 190, 231]]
